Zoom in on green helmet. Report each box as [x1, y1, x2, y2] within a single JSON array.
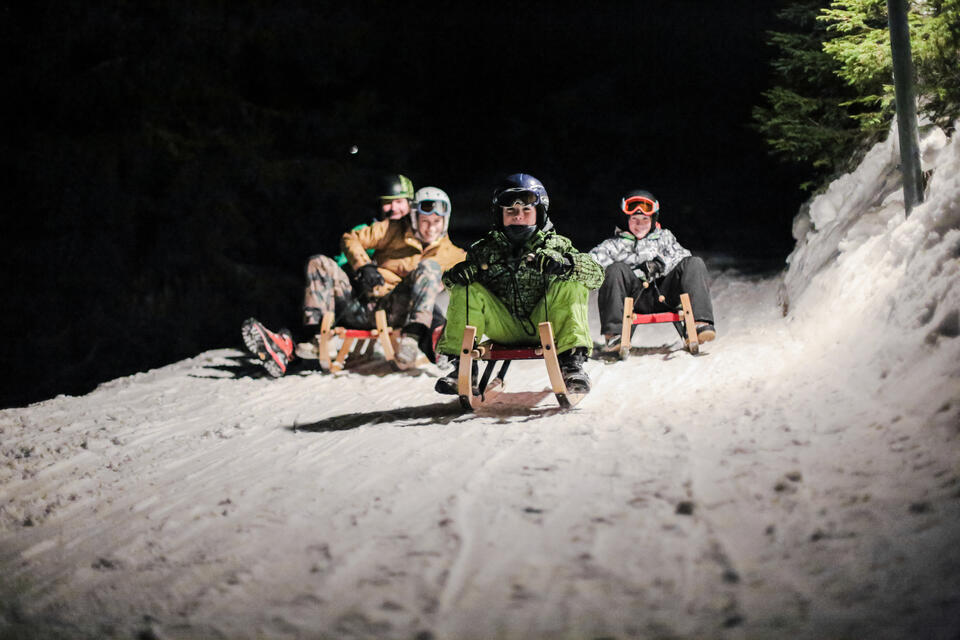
[[378, 174, 415, 201]]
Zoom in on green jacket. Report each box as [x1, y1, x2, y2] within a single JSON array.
[[443, 228, 603, 318]]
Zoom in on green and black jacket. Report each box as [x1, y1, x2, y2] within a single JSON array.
[[443, 229, 603, 318]]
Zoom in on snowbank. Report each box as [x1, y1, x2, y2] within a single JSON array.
[[782, 119, 959, 429]]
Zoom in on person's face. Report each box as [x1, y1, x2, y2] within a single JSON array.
[[501, 204, 537, 227], [628, 213, 653, 238], [381, 198, 411, 220], [417, 213, 445, 244]]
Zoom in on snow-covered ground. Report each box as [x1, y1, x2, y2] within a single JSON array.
[[2, 122, 959, 640]]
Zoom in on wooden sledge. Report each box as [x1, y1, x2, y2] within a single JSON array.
[[457, 321, 585, 411], [618, 291, 699, 359], [316, 310, 397, 372]]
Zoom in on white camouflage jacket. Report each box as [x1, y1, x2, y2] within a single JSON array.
[[589, 226, 691, 280]]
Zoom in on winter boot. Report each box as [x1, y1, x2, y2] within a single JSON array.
[[695, 323, 716, 343], [558, 347, 591, 394], [295, 341, 319, 360], [241, 318, 295, 378], [434, 357, 479, 396], [396, 322, 429, 369], [395, 334, 421, 369], [601, 333, 622, 353]]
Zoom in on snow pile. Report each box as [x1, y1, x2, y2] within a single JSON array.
[[1, 124, 959, 640], [783, 120, 960, 419]]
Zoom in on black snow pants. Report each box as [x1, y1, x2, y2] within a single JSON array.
[[597, 256, 715, 336]]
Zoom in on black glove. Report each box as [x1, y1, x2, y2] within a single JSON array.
[[535, 249, 572, 276], [445, 261, 477, 286], [641, 257, 665, 281], [355, 263, 385, 296]]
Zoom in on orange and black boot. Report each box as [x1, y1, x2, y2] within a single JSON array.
[[241, 318, 295, 377]]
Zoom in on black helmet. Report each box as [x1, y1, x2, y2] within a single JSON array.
[[377, 174, 415, 202], [620, 188, 660, 233], [491, 173, 553, 232]]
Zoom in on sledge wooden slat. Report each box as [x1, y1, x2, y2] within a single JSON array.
[[317, 312, 335, 372], [456, 322, 580, 411], [623, 297, 681, 326], [315, 309, 397, 372], [679, 292, 700, 355], [634, 311, 681, 324], [538, 321, 584, 409], [458, 325, 480, 410], [619, 292, 701, 359], [332, 337, 355, 372], [475, 342, 544, 360], [338, 328, 379, 338], [620, 297, 635, 360], [538, 322, 566, 394], [375, 310, 395, 361]]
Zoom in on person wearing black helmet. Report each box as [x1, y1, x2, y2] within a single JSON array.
[[434, 173, 604, 395], [589, 189, 716, 352], [333, 174, 416, 267]]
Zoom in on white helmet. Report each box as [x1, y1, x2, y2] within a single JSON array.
[[411, 186, 452, 241]]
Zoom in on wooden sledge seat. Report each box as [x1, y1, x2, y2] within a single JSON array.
[[316, 310, 397, 372], [618, 291, 699, 358], [457, 321, 585, 411]]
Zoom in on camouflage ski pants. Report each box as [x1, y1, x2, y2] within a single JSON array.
[[302, 254, 443, 331]]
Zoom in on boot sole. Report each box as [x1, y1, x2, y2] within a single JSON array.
[[697, 328, 716, 343], [241, 318, 287, 378]]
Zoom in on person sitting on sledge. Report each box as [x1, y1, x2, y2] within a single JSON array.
[[434, 173, 604, 395], [589, 189, 716, 353], [242, 185, 466, 376], [332, 173, 416, 267]]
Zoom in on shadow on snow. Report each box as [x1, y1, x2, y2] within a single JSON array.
[[288, 390, 574, 433]]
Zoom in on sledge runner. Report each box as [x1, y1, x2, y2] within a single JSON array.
[[434, 173, 603, 397], [242, 185, 466, 376], [589, 189, 716, 354]]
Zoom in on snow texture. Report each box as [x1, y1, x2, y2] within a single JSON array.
[[2, 123, 959, 639]]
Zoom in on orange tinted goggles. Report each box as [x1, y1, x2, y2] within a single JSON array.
[[621, 196, 659, 216]]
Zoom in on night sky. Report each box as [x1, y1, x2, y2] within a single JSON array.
[[2, 1, 807, 407], [346, 2, 807, 253]]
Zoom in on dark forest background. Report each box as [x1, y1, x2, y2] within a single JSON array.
[[1, 1, 808, 408]]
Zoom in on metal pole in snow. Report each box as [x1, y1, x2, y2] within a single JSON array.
[[887, 0, 924, 216]]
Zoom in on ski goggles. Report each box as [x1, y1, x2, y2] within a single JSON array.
[[621, 195, 659, 216], [417, 200, 450, 216], [495, 189, 540, 208]]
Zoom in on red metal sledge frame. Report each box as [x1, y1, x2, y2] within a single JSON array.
[[619, 292, 700, 358], [457, 321, 584, 411], [316, 310, 397, 372]]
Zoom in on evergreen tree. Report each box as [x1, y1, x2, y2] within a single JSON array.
[[820, 0, 960, 130], [753, 1, 867, 190], [755, 0, 960, 190]]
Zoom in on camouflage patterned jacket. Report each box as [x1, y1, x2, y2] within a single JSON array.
[[588, 226, 691, 280], [443, 229, 603, 318]]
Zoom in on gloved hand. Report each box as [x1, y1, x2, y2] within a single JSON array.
[[640, 257, 665, 281], [445, 261, 477, 286], [355, 263, 385, 296], [535, 249, 572, 276]]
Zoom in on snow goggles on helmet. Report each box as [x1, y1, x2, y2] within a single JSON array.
[[621, 196, 659, 216], [495, 189, 540, 208], [417, 200, 450, 216]]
